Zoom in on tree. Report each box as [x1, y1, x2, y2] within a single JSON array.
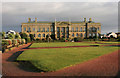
[[29, 34, 34, 41], [50, 34, 55, 40], [15, 33, 21, 39], [7, 33, 15, 39], [19, 32, 28, 39], [2, 32, 5, 39]]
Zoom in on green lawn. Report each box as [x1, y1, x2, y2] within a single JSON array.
[[17, 46, 118, 72], [30, 42, 105, 48]]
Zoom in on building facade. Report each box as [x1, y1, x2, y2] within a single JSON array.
[[21, 18, 101, 39]]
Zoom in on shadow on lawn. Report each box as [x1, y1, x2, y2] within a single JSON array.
[[22, 43, 32, 49], [17, 61, 44, 72], [7, 51, 24, 62], [7, 50, 43, 72]]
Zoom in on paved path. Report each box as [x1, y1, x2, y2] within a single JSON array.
[[2, 43, 120, 77]]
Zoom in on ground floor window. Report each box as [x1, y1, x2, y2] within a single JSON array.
[[38, 34, 41, 37]]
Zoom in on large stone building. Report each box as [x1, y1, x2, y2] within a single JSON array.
[[21, 18, 101, 40]]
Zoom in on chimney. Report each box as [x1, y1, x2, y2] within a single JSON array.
[[89, 18, 92, 22], [35, 18, 37, 23], [28, 18, 31, 22], [84, 18, 86, 22]]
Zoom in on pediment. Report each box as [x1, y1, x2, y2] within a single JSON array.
[[57, 21, 69, 25]]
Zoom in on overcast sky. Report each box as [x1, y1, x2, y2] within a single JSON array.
[[2, 2, 118, 34]]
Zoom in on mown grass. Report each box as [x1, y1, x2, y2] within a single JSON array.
[[17, 46, 118, 72], [30, 42, 105, 48]]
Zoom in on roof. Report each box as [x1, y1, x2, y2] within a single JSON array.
[[27, 21, 95, 23]]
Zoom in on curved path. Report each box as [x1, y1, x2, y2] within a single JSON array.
[[2, 43, 120, 77]]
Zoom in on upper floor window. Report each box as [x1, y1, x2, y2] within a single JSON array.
[[47, 28, 49, 32], [24, 27, 26, 31], [66, 27, 69, 32], [76, 27, 78, 32], [84, 28, 86, 32], [33, 28, 35, 31], [51, 27, 53, 32], [72, 27, 74, 32], [28, 27, 31, 32], [57, 27, 60, 32], [38, 28, 41, 32], [61, 27, 64, 32], [97, 27, 99, 31], [80, 27, 82, 32], [43, 28, 45, 32]]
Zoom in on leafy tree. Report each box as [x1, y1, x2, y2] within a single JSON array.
[[50, 34, 55, 40], [7, 33, 15, 39], [19, 32, 28, 39], [15, 33, 21, 39], [29, 34, 34, 41], [2, 32, 5, 39]]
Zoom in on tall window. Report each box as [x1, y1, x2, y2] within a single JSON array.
[[24, 27, 26, 31], [76, 33, 78, 37], [97, 27, 99, 31], [34, 34, 35, 37], [33, 28, 35, 31], [43, 34, 45, 37], [80, 27, 82, 32], [57, 27, 60, 32], [38, 34, 41, 37], [81, 33, 83, 37], [28, 27, 31, 32], [51, 27, 53, 32], [66, 27, 69, 32], [43, 28, 45, 32], [38, 28, 40, 32], [72, 33, 74, 37], [72, 27, 74, 32], [84, 27, 86, 32], [62, 27, 64, 32], [47, 27, 49, 32], [57, 33, 60, 38], [76, 27, 78, 32]]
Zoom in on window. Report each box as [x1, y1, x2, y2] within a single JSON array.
[[84, 33, 86, 38], [57, 33, 60, 38], [43, 34, 45, 37], [76, 27, 78, 32], [80, 27, 82, 32], [33, 28, 35, 31], [84, 28, 86, 32], [76, 33, 78, 37], [97, 27, 99, 31], [28, 27, 31, 32], [34, 34, 35, 37], [72, 27, 74, 32], [24, 27, 26, 31], [51, 27, 53, 32], [57, 27, 60, 32], [72, 33, 74, 37], [81, 33, 83, 37], [38, 28, 40, 32], [66, 27, 69, 32], [62, 27, 64, 32], [43, 28, 45, 32], [38, 34, 41, 37], [47, 28, 49, 32]]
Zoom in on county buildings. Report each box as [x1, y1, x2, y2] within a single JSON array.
[[21, 18, 101, 39]]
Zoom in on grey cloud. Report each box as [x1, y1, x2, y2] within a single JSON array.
[[2, 2, 118, 34]]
